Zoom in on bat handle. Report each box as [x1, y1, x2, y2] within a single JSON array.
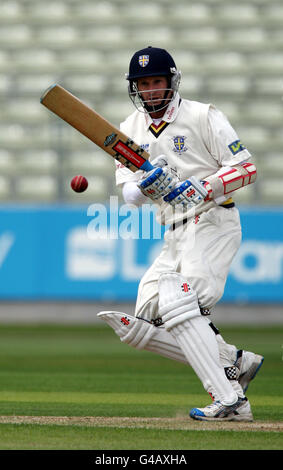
[[140, 160, 154, 172]]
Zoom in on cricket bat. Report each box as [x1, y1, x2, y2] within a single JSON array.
[[40, 84, 154, 173]]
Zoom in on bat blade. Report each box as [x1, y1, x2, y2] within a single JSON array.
[[40, 84, 153, 172]]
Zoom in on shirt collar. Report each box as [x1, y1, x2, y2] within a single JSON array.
[[144, 92, 181, 128]]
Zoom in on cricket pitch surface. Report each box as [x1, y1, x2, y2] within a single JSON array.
[[0, 416, 282, 432]]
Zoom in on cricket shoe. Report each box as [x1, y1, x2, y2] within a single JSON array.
[[189, 397, 253, 422], [236, 350, 264, 394]]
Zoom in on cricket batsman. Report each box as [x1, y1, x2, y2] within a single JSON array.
[[98, 46, 264, 421]]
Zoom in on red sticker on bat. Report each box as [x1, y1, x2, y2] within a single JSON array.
[[113, 140, 146, 168]]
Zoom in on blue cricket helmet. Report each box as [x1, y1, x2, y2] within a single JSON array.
[[126, 46, 177, 81]]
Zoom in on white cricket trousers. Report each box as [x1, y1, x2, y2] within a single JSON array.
[[135, 205, 242, 322]]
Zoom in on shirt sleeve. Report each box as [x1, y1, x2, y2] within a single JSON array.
[[122, 181, 149, 206], [115, 161, 142, 186], [207, 105, 251, 167]]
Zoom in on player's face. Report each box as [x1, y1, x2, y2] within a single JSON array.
[[137, 76, 170, 106]]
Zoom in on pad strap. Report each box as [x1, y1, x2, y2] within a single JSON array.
[[224, 366, 240, 381]]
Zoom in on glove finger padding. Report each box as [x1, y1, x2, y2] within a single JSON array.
[[138, 156, 179, 200], [164, 176, 208, 207]]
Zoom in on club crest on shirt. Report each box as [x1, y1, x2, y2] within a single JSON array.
[[172, 136, 187, 155], [139, 55, 149, 67]]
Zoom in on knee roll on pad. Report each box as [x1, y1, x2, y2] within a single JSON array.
[[98, 311, 189, 363], [121, 318, 155, 350], [158, 272, 201, 331], [97, 311, 156, 350]]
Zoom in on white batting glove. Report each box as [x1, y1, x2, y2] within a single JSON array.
[[163, 176, 208, 208], [137, 156, 179, 201]]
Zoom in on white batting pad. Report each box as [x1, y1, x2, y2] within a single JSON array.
[[158, 272, 238, 405], [97, 311, 152, 350], [98, 310, 246, 401], [158, 272, 200, 330], [172, 317, 238, 405], [97, 311, 188, 363]]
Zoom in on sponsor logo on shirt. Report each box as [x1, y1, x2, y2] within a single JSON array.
[[165, 106, 175, 121], [228, 140, 246, 155]]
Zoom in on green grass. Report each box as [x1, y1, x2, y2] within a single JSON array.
[[0, 424, 282, 451], [0, 323, 282, 449]]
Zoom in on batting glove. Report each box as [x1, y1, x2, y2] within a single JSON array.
[[137, 156, 179, 201], [163, 176, 208, 208]]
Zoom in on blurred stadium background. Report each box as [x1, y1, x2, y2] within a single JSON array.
[[0, 0, 282, 324]]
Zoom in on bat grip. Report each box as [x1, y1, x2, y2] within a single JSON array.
[[140, 160, 154, 172]]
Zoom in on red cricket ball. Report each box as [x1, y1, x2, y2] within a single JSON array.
[[70, 175, 88, 193]]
